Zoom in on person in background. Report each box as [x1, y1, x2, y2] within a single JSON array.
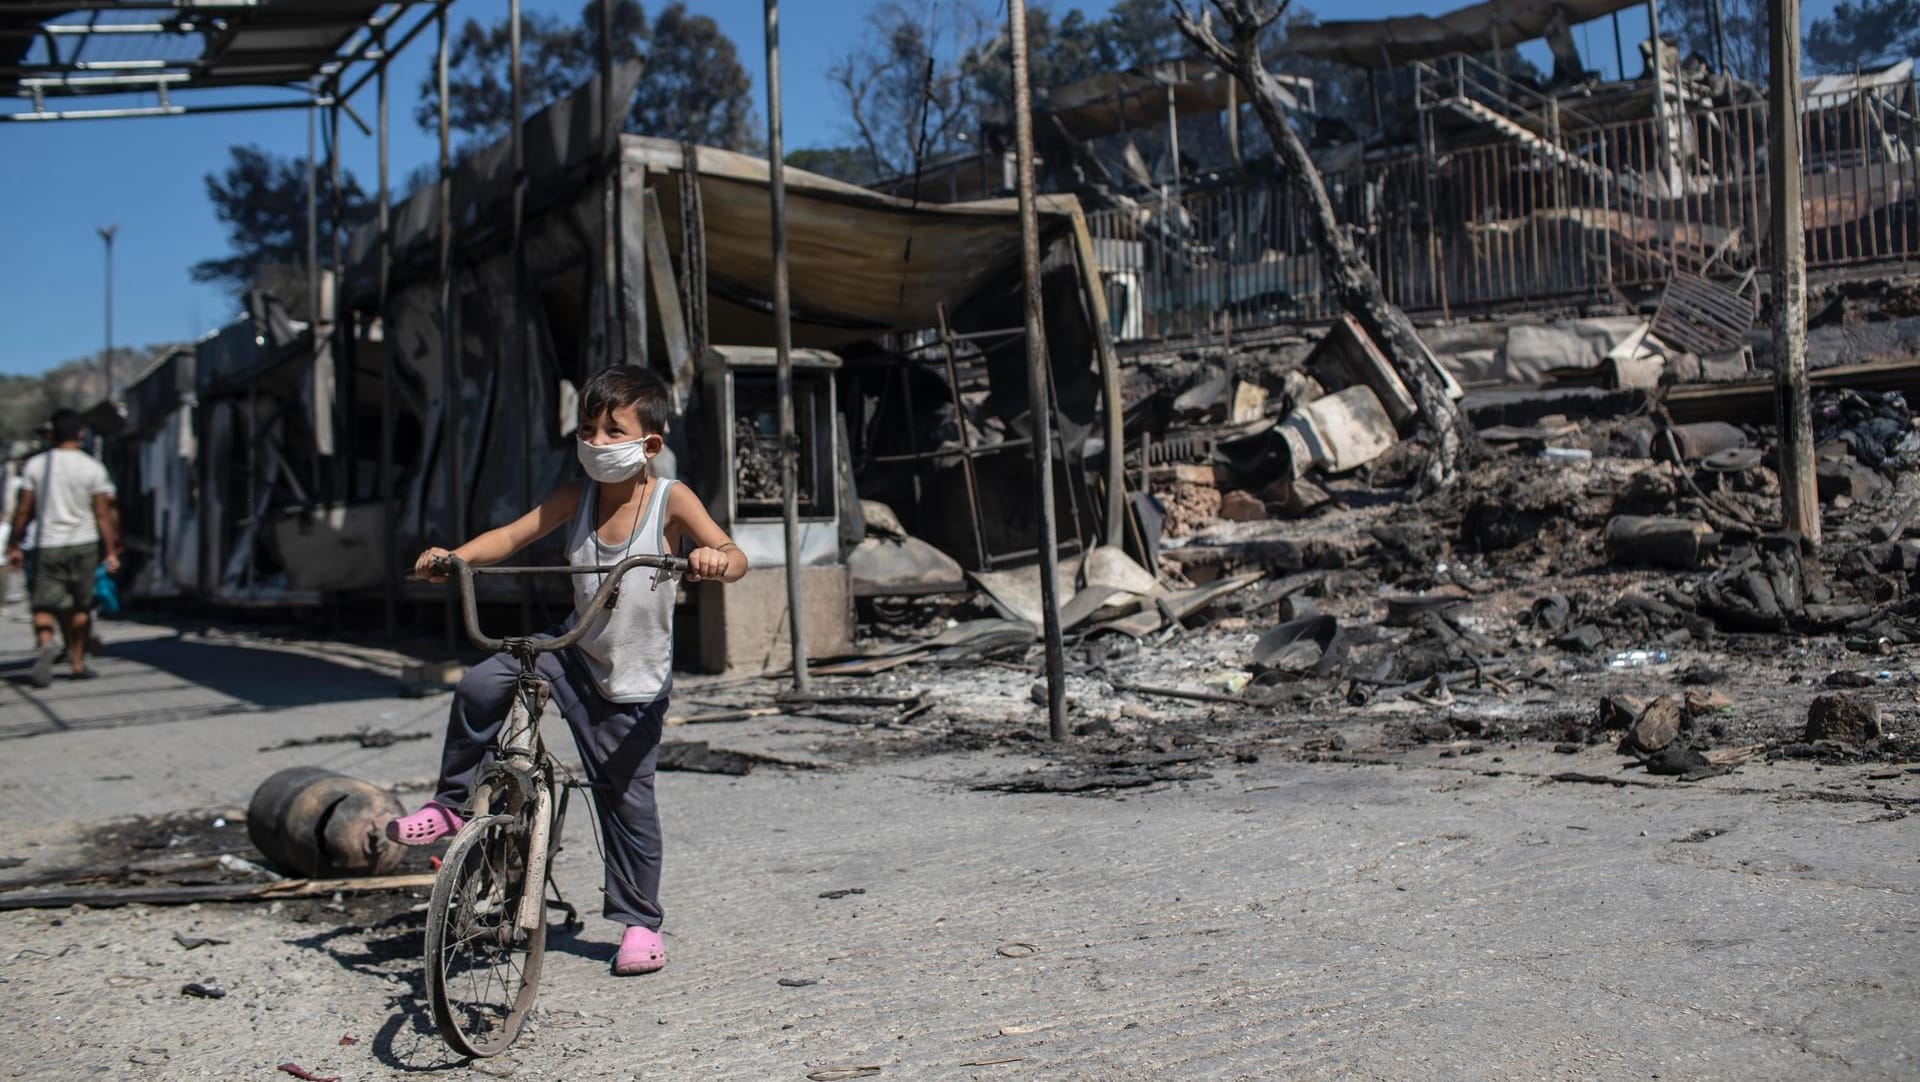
[[4, 410, 120, 687], [0, 447, 25, 605]]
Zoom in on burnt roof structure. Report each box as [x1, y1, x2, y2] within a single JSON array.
[[0, 0, 447, 122]]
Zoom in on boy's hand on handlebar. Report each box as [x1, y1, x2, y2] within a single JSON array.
[[686, 546, 729, 582], [413, 546, 454, 583]]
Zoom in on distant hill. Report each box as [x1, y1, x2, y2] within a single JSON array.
[[0, 345, 185, 443]]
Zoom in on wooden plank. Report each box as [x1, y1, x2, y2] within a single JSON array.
[[642, 187, 694, 405], [1666, 356, 1920, 425], [807, 651, 933, 678], [0, 873, 436, 911], [667, 706, 782, 726]]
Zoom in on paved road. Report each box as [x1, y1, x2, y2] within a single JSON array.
[[0, 611, 1915, 1080]]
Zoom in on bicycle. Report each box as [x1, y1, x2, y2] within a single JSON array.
[[420, 551, 687, 1058]]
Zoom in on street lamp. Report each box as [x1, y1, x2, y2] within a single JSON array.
[[98, 224, 117, 400]]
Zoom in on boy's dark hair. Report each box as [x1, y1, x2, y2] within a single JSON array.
[[579, 365, 669, 434], [50, 409, 85, 444]]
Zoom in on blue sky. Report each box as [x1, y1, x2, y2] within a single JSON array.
[[0, 0, 1827, 376]]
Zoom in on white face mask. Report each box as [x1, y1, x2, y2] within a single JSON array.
[[577, 436, 654, 483]]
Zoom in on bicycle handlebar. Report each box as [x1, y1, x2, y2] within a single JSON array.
[[430, 553, 690, 654]]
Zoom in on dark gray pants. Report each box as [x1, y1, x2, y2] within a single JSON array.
[[434, 640, 666, 930]]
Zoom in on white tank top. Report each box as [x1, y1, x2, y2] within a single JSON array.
[[564, 478, 677, 704]]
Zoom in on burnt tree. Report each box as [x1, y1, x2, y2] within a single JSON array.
[[1173, 0, 1476, 488]]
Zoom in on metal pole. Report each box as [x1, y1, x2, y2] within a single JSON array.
[[935, 302, 991, 571], [1611, 10, 1626, 81], [1770, 0, 1819, 543], [1647, 0, 1671, 199], [97, 224, 115, 399], [1707, 0, 1728, 74], [437, 5, 462, 645], [329, 83, 344, 498], [764, 0, 810, 692], [600, 0, 618, 367], [377, 21, 396, 638], [1226, 75, 1240, 165], [307, 76, 320, 343], [511, 0, 533, 629], [1166, 82, 1181, 196], [1010, 0, 1067, 743]]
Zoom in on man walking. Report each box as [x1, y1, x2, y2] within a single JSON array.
[[5, 410, 119, 687]]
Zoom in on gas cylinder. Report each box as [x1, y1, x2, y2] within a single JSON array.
[[247, 766, 409, 878]]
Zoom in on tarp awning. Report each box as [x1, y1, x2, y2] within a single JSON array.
[[626, 137, 1085, 347]]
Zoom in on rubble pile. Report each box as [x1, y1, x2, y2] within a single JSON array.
[[786, 325, 1920, 791]]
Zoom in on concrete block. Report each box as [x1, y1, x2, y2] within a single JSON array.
[[693, 565, 855, 675], [1276, 385, 1397, 477]]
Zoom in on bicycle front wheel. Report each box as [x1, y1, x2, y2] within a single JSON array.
[[423, 813, 548, 1057]]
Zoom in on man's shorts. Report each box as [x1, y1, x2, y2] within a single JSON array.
[[28, 543, 100, 613]]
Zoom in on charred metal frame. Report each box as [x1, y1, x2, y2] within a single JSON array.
[[1089, 66, 1920, 344], [0, 1, 446, 122], [863, 309, 1093, 574]]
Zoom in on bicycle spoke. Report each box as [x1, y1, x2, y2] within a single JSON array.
[[426, 810, 546, 1057]]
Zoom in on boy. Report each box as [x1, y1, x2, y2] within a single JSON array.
[[5, 409, 119, 687], [389, 365, 746, 976]]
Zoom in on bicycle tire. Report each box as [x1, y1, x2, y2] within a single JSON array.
[[423, 813, 549, 1057]]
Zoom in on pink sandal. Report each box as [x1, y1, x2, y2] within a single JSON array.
[[613, 925, 666, 976], [385, 802, 464, 846]]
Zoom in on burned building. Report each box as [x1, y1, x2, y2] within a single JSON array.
[[105, 66, 1127, 673]]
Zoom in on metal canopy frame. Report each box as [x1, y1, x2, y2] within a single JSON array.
[[0, 0, 447, 122]]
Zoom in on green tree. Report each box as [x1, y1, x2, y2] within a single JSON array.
[[1106, 0, 1184, 68], [418, 0, 755, 150], [962, 2, 1112, 108], [638, 4, 757, 149], [191, 144, 368, 310], [411, 2, 637, 142], [1807, 0, 1920, 72]]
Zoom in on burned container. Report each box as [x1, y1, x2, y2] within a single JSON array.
[[1604, 516, 1717, 570], [247, 766, 409, 878]]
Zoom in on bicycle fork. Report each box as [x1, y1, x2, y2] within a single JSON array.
[[516, 782, 553, 934]]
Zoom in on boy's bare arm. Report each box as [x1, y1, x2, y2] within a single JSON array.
[[415, 483, 580, 580], [666, 483, 748, 583]]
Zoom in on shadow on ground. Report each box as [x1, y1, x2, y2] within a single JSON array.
[[104, 634, 400, 708], [0, 631, 402, 739], [291, 910, 471, 1073]]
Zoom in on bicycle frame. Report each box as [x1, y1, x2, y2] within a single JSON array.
[[434, 553, 689, 933]]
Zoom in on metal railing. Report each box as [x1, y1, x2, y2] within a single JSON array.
[[1088, 73, 1920, 344]]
